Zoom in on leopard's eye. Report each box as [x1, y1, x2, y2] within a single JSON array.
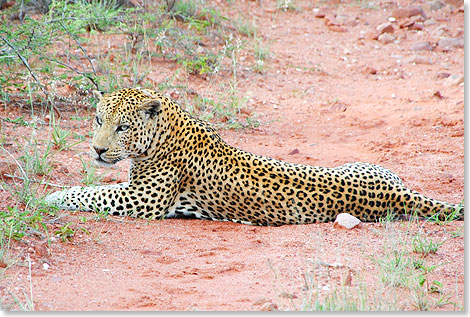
[[116, 124, 130, 133], [95, 116, 102, 126]]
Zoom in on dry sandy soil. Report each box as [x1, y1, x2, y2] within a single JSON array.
[[0, 0, 464, 311]]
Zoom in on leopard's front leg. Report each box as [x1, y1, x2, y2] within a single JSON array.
[[45, 183, 130, 215], [45, 168, 181, 219]]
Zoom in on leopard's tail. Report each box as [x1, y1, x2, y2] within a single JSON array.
[[394, 187, 464, 221]]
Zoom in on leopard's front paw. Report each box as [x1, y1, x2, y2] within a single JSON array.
[[44, 187, 82, 210]]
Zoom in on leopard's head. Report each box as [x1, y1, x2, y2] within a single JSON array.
[[91, 88, 162, 166]]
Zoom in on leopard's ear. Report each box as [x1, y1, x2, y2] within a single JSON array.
[[139, 99, 161, 119], [92, 90, 105, 101]]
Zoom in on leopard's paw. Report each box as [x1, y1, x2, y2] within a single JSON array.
[[44, 187, 82, 210]]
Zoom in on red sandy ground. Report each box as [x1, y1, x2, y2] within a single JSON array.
[[0, 0, 464, 311]]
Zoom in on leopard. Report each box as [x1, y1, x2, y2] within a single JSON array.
[[45, 88, 464, 226]]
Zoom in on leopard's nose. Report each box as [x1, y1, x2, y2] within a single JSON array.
[[94, 147, 108, 156]]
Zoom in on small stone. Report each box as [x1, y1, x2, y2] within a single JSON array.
[[260, 302, 278, 311], [436, 72, 451, 79], [324, 15, 348, 32], [399, 19, 415, 28], [321, 285, 330, 292], [343, 271, 353, 286], [441, 172, 454, 181], [0, 159, 16, 177], [376, 22, 394, 34], [405, 54, 433, 64], [365, 31, 380, 40], [412, 15, 426, 23], [437, 37, 464, 50], [362, 66, 377, 75], [443, 0, 462, 7], [43, 263, 50, 270], [409, 22, 424, 31], [314, 7, 332, 18], [432, 25, 452, 38], [378, 33, 395, 44], [444, 74, 464, 87], [424, 18, 437, 26], [433, 90, 443, 98], [333, 213, 362, 230], [324, 15, 338, 26], [279, 292, 298, 299], [429, 0, 446, 10], [391, 6, 426, 19], [328, 25, 348, 33], [253, 298, 271, 306], [34, 242, 49, 257], [410, 41, 433, 51], [328, 103, 347, 112], [336, 15, 358, 26], [454, 29, 464, 38], [288, 148, 300, 155]]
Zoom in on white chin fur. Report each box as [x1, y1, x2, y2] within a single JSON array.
[[94, 158, 115, 167]]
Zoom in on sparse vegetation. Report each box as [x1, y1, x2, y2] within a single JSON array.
[[276, 0, 296, 11], [80, 157, 105, 186], [265, 210, 463, 311]]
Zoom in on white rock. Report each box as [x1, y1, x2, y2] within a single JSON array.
[[334, 213, 362, 229], [405, 54, 433, 65], [378, 33, 395, 44], [438, 37, 464, 50], [444, 75, 464, 87]]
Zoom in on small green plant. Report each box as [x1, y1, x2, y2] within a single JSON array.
[[375, 249, 413, 288], [378, 209, 397, 227], [251, 26, 270, 74], [0, 230, 15, 271], [426, 203, 463, 225], [181, 54, 218, 75], [19, 137, 55, 177], [448, 225, 464, 238], [414, 261, 444, 293], [9, 255, 34, 311], [54, 222, 75, 242], [80, 157, 104, 186], [0, 116, 30, 126], [372, 211, 460, 311], [276, 0, 296, 11], [2, 129, 60, 206], [254, 38, 270, 62], [167, 0, 198, 21], [0, 206, 48, 241], [92, 203, 110, 222], [412, 234, 445, 257], [410, 261, 448, 310], [72, 132, 86, 141], [234, 16, 256, 37], [51, 124, 71, 150]]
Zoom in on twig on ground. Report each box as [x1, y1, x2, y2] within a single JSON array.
[[4, 174, 64, 188]]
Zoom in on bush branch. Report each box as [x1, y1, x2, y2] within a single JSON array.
[[0, 35, 50, 102]]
